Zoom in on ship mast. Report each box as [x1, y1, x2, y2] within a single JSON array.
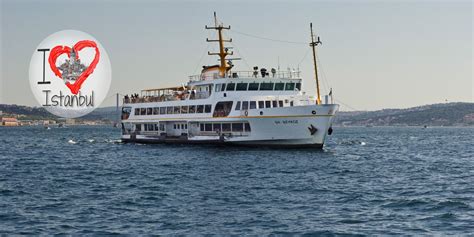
[[206, 12, 233, 78], [310, 23, 322, 105]]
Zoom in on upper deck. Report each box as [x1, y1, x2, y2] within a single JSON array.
[[188, 70, 301, 82], [123, 70, 303, 104]]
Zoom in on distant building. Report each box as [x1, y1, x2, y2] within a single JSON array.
[[65, 118, 76, 125], [1, 117, 19, 126]]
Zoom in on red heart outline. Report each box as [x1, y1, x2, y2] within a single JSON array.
[[48, 40, 100, 95]]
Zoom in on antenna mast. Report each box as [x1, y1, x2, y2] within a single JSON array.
[[310, 23, 322, 105], [206, 12, 233, 77]]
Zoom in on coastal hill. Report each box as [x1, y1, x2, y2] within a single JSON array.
[[1, 102, 473, 126], [334, 102, 474, 127]]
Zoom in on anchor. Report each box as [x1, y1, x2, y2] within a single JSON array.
[[308, 124, 318, 135]]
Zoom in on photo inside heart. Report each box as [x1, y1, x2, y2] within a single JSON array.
[[48, 40, 100, 95]]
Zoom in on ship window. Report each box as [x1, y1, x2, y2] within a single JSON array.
[[260, 82, 274, 91], [258, 101, 264, 109], [197, 105, 204, 113], [213, 123, 221, 132], [134, 108, 140, 115], [174, 106, 180, 114], [154, 124, 159, 131], [189, 105, 196, 113], [248, 82, 259, 91], [232, 123, 243, 132], [153, 107, 159, 115], [222, 123, 231, 132], [235, 101, 241, 110], [122, 107, 131, 120], [147, 108, 153, 115], [204, 104, 212, 113], [140, 108, 146, 115], [184, 124, 187, 129], [159, 107, 166, 114], [200, 123, 204, 131], [160, 124, 165, 131], [250, 101, 257, 109], [236, 83, 248, 91], [272, 101, 278, 107], [215, 84, 222, 92], [136, 124, 141, 131], [285, 82, 295, 91], [226, 82, 235, 91], [220, 83, 226, 91], [274, 82, 285, 91], [244, 123, 251, 132], [279, 101, 284, 107], [242, 101, 249, 110], [174, 124, 177, 129], [296, 83, 301, 91], [213, 101, 233, 117], [265, 101, 271, 108], [205, 123, 212, 131], [290, 101, 294, 106], [181, 106, 188, 114], [167, 107, 173, 114]]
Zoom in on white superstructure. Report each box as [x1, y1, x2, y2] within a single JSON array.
[[120, 13, 339, 148]]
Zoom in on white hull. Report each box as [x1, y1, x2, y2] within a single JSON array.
[[121, 104, 338, 148]]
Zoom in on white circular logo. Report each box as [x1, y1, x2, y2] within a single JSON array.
[[29, 30, 111, 118]]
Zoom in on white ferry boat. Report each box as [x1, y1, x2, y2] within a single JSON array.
[[120, 13, 339, 148]]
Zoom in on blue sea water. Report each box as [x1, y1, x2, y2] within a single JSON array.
[[0, 126, 473, 235]]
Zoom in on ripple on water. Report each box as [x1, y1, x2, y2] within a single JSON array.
[[0, 126, 473, 235]]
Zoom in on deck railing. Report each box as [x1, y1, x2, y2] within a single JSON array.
[[189, 70, 301, 81]]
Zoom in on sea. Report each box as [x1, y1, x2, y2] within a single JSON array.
[[0, 126, 473, 235]]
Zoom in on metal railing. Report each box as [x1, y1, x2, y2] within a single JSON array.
[[189, 70, 301, 81]]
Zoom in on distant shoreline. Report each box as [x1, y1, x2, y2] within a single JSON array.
[[1, 102, 473, 127]]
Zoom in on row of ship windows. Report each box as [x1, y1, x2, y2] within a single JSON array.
[[137, 123, 187, 131], [200, 122, 251, 132], [137, 123, 165, 132], [135, 123, 249, 132], [215, 82, 301, 92], [134, 105, 212, 116], [235, 100, 291, 110]]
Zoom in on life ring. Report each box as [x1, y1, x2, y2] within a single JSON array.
[[244, 110, 248, 116], [312, 110, 317, 115]]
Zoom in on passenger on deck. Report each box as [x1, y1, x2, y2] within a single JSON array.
[[271, 68, 276, 77], [253, 66, 259, 78], [260, 68, 267, 78]]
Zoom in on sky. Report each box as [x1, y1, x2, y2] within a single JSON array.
[[0, 0, 472, 111]]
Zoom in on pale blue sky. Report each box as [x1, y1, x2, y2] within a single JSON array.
[[1, 0, 472, 110]]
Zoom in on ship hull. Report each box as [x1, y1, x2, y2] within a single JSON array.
[[121, 104, 338, 148]]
